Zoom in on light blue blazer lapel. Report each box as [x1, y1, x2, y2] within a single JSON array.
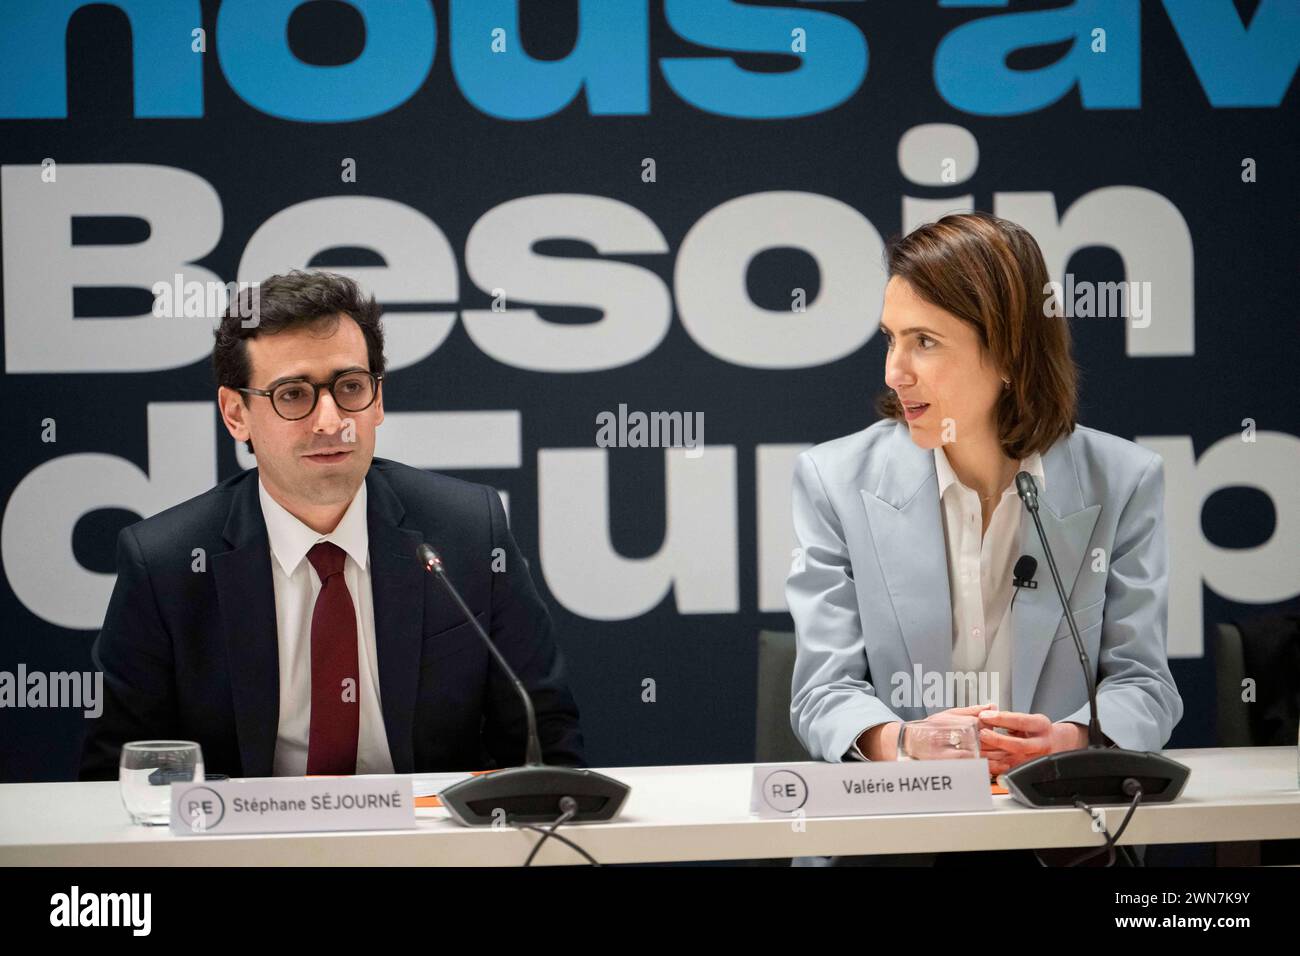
[[860, 425, 953, 708], [1011, 432, 1101, 713]]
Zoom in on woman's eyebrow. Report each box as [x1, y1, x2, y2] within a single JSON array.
[[880, 324, 943, 338]]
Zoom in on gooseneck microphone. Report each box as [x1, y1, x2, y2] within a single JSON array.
[[1014, 473, 1104, 749], [417, 543, 544, 766], [417, 542, 630, 827], [1002, 473, 1189, 808]]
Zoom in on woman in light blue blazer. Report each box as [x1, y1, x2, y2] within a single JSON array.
[[787, 212, 1183, 779]]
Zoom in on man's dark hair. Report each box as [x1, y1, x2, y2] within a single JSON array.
[[213, 270, 385, 454]]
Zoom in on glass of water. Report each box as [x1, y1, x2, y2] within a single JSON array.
[[896, 715, 981, 761], [119, 741, 204, 825]]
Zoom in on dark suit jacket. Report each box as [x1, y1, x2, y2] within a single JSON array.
[[79, 458, 585, 780]]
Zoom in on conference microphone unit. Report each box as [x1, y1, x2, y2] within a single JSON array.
[[1000, 473, 1189, 808], [416, 543, 630, 826]]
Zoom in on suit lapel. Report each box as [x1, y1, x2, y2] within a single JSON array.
[[1010, 434, 1100, 713], [860, 425, 954, 702], [212, 464, 427, 777], [212, 474, 280, 778], [365, 466, 426, 775], [861, 425, 1100, 716]]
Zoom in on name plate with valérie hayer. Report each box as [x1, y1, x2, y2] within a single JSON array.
[[750, 759, 993, 819]]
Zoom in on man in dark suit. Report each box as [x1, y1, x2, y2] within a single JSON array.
[[80, 271, 584, 780]]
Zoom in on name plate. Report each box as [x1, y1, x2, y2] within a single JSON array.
[[750, 760, 993, 819], [169, 775, 416, 836]]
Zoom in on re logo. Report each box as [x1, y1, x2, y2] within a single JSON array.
[[761, 769, 808, 813]]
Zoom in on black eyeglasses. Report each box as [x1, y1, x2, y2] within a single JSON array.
[[238, 370, 384, 422]]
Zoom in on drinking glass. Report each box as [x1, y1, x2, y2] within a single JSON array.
[[119, 741, 204, 825], [896, 715, 981, 760]]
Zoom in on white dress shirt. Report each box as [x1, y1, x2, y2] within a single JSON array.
[[847, 447, 1044, 759], [259, 478, 395, 776], [933, 445, 1045, 714]]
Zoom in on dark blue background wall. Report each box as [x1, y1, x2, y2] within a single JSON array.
[[1, 0, 1297, 782]]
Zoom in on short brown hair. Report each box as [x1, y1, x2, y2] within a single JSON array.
[[213, 270, 385, 453], [875, 212, 1077, 460]]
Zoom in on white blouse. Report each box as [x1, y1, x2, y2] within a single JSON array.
[[933, 445, 1046, 713], [847, 446, 1046, 758]]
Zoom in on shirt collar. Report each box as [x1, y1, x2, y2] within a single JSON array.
[[933, 445, 1046, 501], [258, 476, 369, 577]]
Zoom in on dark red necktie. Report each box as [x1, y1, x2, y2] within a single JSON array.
[[305, 541, 359, 775]]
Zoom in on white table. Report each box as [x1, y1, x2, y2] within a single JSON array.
[[1, 747, 1297, 866]]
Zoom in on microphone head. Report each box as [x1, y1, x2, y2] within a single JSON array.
[[1013, 555, 1038, 582], [1015, 471, 1039, 506], [416, 542, 443, 574]]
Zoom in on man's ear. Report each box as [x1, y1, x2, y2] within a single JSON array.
[[373, 379, 384, 428], [218, 386, 251, 444]]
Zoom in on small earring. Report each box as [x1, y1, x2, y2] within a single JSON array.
[[1002, 377, 1011, 388]]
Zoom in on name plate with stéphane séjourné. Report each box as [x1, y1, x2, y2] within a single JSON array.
[[750, 760, 993, 819], [169, 775, 416, 836]]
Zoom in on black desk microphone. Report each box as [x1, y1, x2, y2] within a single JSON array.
[[416, 542, 629, 826]]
